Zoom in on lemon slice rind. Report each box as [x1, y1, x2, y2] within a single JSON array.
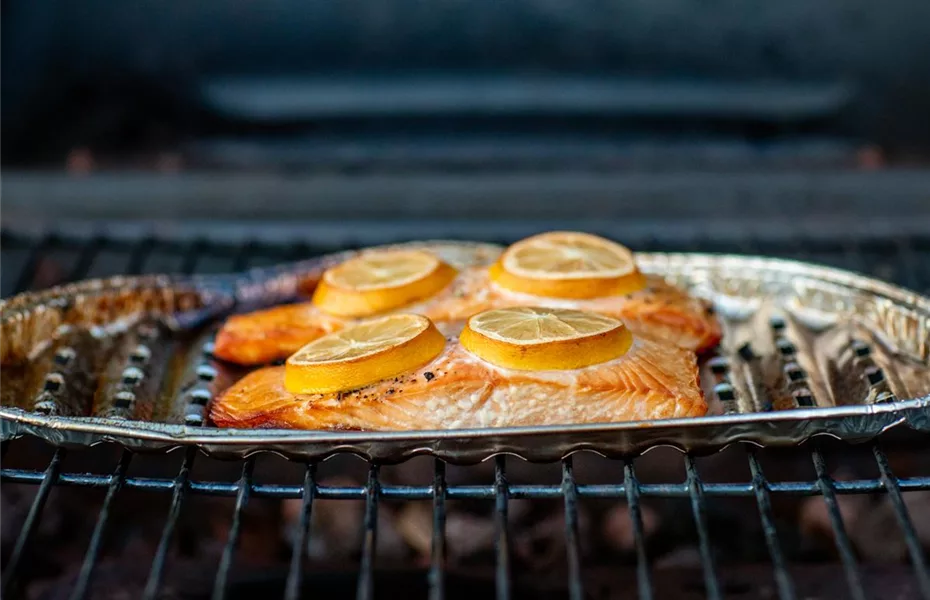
[[285, 314, 446, 394], [460, 306, 633, 371], [312, 250, 457, 318], [491, 231, 646, 299]]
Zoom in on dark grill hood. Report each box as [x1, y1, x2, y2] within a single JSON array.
[[4, 0, 930, 167]]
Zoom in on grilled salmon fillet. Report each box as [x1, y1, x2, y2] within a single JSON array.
[[214, 266, 721, 365], [210, 336, 706, 430]]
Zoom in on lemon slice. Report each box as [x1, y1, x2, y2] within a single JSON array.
[[284, 314, 446, 394], [490, 231, 646, 299], [460, 306, 633, 371], [312, 250, 457, 318]]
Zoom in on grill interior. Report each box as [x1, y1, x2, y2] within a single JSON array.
[[2, 227, 929, 600]]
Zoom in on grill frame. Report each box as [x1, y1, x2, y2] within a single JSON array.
[[2, 441, 930, 600], [2, 226, 930, 600]]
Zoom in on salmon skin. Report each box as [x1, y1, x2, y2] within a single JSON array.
[[214, 257, 721, 365], [210, 336, 706, 430]]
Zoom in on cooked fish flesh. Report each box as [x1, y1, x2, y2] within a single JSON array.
[[210, 335, 706, 430], [214, 265, 721, 365]]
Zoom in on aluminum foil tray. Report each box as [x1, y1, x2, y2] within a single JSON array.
[[2, 241, 929, 463]]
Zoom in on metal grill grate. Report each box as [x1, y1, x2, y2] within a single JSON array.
[[2, 227, 930, 600]]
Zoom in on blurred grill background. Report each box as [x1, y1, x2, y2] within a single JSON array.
[[4, 0, 930, 226], [5, 1, 930, 162]]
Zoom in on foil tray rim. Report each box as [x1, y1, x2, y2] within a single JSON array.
[[2, 397, 928, 462], [3, 396, 929, 443], [3, 247, 930, 461]]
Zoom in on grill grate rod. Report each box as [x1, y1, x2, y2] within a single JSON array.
[[212, 457, 255, 600], [284, 463, 318, 600], [356, 464, 381, 600], [842, 237, 870, 276], [212, 240, 263, 600], [68, 235, 105, 281], [125, 236, 157, 275], [624, 460, 654, 600], [141, 238, 231, 600], [903, 236, 930, 294], [561, 457, 584, 600], [873, 446, 930, 600], [69, 450, 133, 600], [494, 456, 512, 600], [11, 233, 56, 294], [5, 467, 930, 498], [1, 448, 66, 597], [3, 231, 129, 599], [747, 449, 797, 600], [810, 448, 867, 600], [141, 240, 212, 600], [142, 447, 197, 600], [684, 455, 721, 600], [894, 237, 924, 293], [428, 459, 448, 600]]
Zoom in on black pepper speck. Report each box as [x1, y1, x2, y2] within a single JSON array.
[[424, 372, 435, 381]]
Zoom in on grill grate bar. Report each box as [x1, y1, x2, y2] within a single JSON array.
[[872, 446, 930, 599], [842, 237, 869, 276], [1, 448, 66, 597], [142, 447, 197, 600], [231, 240, 259, 272], [63, 236, 154, 600], [284, 463, 317, 600], [212, 457, 255, 600], [894, 237, 923, 293], [140, 233, 214, 599], [683, 455, 721, 600], [69, 450, 133, 600], [125, 236, 157, 276], [747, 449, 797, 600], [624, 460, 654, 600], [356, 464, 381, 600], [285, 241, 309, 257], [561, 457, 584, 600], [810, 448, 867, 600], [11, 232, 55, 293], [494, 455, 512, 600], [66, 235, 105, 282], [4, 467, 930, 498], [428, 459, 448, 600], [179, 239, 209, 274]]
